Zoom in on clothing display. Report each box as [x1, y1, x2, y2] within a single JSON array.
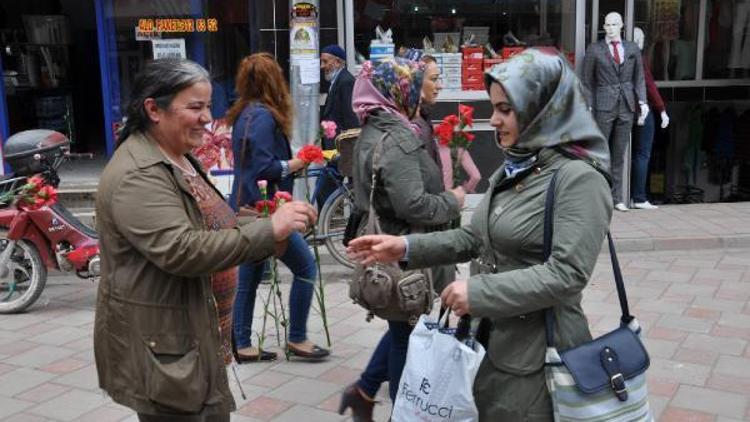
[[672, 39, 697, 79], [651, 0, 682, 41], [729, 0, 750, 69]]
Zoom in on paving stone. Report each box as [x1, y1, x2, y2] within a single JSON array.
[[1, 413, 50, 422], [641, 338, 679, 359], [648, 358, 711, 386], [52, 364, 100, 390], [27, 389, 109, 421], [671, 385, 748, 419], [692, 297, 746, 313], [78, 404, 133, 422], [3, 345, 77, 368], [237, 396, 293, 420], [659, 406, 717, 422], [27, 326, 90, 346], [271, 356, 347, 378], [647, 377, 680, 397], [39, 357, 89, 374], [273, 404, 345, 421], [657, 315, 715, 333], [717, 312, 750, 329], [673, 348, 719, 366], [707, 374, 750, 396], [242, 369, 294, 389], [0, 368, 55, 397], [266, 377, 341, 406], [0, 396, 34, 419], [318, 365, 362, 386], [683, 333, 747, 355], [714, 355, 750, 378], [14, 382, 70, 403]]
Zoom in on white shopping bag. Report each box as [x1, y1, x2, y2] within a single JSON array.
[[392, 314, 486, 422]]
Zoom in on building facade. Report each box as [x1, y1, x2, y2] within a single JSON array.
[[0, 0, 748, 203]]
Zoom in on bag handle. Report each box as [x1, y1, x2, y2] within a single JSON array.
[[543, 170, 632, 348]]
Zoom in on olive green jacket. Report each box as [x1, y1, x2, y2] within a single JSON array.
[[94, 132, 275, 415], [353, 111, 461, 293], [407, 149, 612, 375]]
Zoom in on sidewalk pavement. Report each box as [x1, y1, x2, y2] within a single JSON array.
[[0, 202, 749, 421]]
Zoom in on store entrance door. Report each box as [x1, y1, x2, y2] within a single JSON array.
[[0, 1, 105, 162]]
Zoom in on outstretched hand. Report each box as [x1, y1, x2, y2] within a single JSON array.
[[346, 234, 406, 266]]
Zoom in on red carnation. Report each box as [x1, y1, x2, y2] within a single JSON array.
[[297, 144, 325, 164], [254, 199, 277, 215], [458, 104, 474, 127], [273, 190, 293, 207]]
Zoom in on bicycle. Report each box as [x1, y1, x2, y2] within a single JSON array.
[[297, 129, 361, 269], [296, 165, 354, 267]]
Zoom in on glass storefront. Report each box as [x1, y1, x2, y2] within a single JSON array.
[[353, 0, 577, 70]]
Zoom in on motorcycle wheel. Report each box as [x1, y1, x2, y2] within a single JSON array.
[[0, 231, 47, 314]]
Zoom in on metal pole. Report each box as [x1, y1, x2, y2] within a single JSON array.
[[289, 0, 321, 199], [575, 0, 586, 75]]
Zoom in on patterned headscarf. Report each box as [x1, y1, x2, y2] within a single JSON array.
[[352, 58, 425, 133], [484, 48, 611, 176]]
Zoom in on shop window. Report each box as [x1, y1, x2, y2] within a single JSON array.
[[703, 0, 750, 79], [353, 0, 577, 68], [101, 0, 253, 122], [635, 0, 700, 81]]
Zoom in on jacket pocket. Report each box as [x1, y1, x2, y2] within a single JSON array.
[[142, 334, 207, 413]]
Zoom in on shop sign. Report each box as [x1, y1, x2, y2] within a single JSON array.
[[135, 26, 162, 41], [291, 2, 318, 19], [151, 39, 186, 60], [138, 18, 219, 33]]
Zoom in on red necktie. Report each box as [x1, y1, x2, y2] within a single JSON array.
[[611, 41, 621, 65]]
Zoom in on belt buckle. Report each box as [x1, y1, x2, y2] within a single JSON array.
[[610, 373, 626, 394]]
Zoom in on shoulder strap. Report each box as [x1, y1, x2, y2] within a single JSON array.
[[365, 132, 389, 235], [543, 170, 632, 348], [235, 112, 253, 210]]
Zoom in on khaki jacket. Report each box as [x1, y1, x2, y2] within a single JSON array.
[[353, 111, 461, 293], [407, 150, 612, 376], [94, 132, 275, 415]]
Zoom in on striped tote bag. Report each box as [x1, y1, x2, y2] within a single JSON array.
[[541, 173, 653, 422]]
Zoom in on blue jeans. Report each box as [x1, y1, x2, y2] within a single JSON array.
[[357, 321, 413, 401], [232, 231, 316, 348], [631, 112, 655, 203]]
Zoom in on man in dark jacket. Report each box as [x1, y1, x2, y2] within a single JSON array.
[[317, 45, 359, 208]]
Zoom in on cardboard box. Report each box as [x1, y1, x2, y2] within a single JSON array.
[[462, 82, 485, 91], [461, 72, 484, 85], [501, 47, 525, 59], [443, 76, 461, 89], [462, 58, 483, 73], [369, 42, 394, 56], [442, 65, 462, 78], [462, 46, 484, 60], [442, 53, 462, 65], [483, 58, 504, 69]]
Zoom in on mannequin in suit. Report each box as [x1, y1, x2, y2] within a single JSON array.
[[583, 12, 649, 211], [318, 44, 359, 208]]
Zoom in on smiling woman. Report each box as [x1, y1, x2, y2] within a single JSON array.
[[94, 58, 318, 421]]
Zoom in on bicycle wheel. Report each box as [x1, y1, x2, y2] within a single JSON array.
[[319, 187, 357, 268]]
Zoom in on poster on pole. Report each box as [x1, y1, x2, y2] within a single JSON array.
[[290, 2, 319, 61], [299, 58, 320, 84], [151, 39, 186, 59]]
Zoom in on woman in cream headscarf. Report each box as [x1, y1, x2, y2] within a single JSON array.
[[348, 48, 613, 420]]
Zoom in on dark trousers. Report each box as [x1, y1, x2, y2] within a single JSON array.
[[357, 320, 413, 401], [137, 413, 229, 422], [232, 231, 316, 348], [631, 111, 655, 203], [314, 163, 343, 211], [595, 97, 634, 204]]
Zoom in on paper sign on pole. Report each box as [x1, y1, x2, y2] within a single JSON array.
[[299, 59, 320, 84], [151, 39, 186, 59]]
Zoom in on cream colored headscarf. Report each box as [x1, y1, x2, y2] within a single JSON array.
[[484, 48, 611, 177]]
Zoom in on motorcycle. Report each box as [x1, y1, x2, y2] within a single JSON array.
[[0, 129, 99, 313]]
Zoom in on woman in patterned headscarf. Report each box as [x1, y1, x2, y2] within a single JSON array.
[[347, 49, 613, 420], [338, 58, 465, 420]]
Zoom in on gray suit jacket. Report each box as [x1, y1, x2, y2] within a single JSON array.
[[582, 39, 647, 113]]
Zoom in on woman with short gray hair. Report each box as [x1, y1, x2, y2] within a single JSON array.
[[94, 59, 317, 421]]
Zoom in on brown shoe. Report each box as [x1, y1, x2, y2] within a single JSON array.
[[338, 383, 376, 422]]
